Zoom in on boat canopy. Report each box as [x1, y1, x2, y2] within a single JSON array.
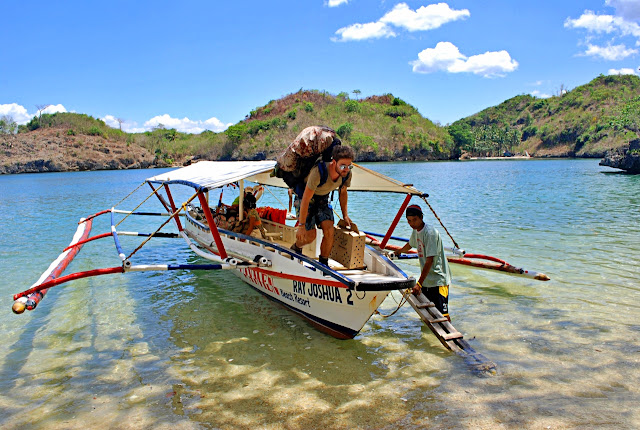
[[146, 160, 424, 195]]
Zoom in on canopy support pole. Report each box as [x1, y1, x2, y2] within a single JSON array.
[[379, 194, 412, 250], [149, 182, 172, 213], [197, 191, 228, 259], [163, 184, 184, 232]]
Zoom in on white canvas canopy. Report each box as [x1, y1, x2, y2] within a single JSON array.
[[147, 160, 424, 195]]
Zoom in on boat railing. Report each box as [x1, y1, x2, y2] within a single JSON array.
[[184, 208, 356, 288]]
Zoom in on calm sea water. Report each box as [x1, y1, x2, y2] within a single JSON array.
[[0, 159, 638, 429]]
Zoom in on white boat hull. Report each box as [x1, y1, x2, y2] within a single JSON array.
[[184, 211, 412, 339]]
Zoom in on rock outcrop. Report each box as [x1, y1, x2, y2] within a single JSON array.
[[600, 139, 640, 174], [0, 129, 164, 174]]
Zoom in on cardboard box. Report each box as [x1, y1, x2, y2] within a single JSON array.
[[330, 224, 366, 269]]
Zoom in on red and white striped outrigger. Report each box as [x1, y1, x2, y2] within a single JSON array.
[[12, 161, 548, 371]]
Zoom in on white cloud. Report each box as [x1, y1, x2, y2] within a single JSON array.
[[565, 10, 640, 37], [143, 113, 232, 133], [608, 67, 639, 75], [332, 2, 468, 41], [606, 0, 640, 21], [0, 103, 67, 124], [380, 2, 469, 32], [42, 104, 67, 115], [327, 0, 348, 7], [531, 90, 552, 98], [0, 103, 32, 123], [333, 22, 396, 42], [410, 41, 518, 78], [584, 43, 638, 60], [101, 114, 147, 133]]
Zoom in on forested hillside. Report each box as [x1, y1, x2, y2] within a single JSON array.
[[447, 74, 640, 157], [3, 75, 640, 174]]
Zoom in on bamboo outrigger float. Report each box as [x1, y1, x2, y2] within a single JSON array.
[[12, 160, 549, 374]]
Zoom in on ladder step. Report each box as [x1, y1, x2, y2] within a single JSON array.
[[441, 331, 463, 341], [427, 317, 449, 324], [416, 302, 435, 308]]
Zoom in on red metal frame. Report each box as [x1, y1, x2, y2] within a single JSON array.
[[197, 191, 228, 259], [149, 182, 172, 213], [163, 184, 184, 232], [63, 232, 112, 252], [379, 194, 413, 250], [14, 266, 124, 301]]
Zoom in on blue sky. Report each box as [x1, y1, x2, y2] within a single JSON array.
[[2, 0, 639, 133]]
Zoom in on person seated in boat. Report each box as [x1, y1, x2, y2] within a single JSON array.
[[290, 145, 355, 266], [231, 193, 267, 239], [394, 204, 452, 321], [231, 185, 264, 206]]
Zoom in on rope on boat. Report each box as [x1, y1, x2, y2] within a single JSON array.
[[420, 195, 460, 250], [374, 289, 411, 318], [263, 185, 289, 210], [125, 192, 199, 261], [116, 183, 168, 228], [112, 181, 146, 209]]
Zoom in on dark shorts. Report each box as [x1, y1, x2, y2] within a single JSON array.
[[305, 199, 334, 231], [424, 285, 449, 316]]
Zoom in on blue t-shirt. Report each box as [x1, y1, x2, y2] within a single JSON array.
[[409, 224, 452, 287]]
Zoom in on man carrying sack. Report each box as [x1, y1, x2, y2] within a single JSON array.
[[290, 145, 355, 266]]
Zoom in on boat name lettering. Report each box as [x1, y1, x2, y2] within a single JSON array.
[[293, 281, 306, 295], [308, 283, 347, 305], [240, 268, 278, 295], [279, 289, 311, 308]]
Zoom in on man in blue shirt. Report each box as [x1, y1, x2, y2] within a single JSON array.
[[395, 204, 452, 319]]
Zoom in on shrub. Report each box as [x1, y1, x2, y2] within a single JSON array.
[[67, 129, 76, 136], [351, 131, 376, 151], [336, 122, 353, 139], [286, 109, 297, 120], [225, 123, 247, 143], [304, 102, 314, 112], [344, 100, 361, 113], [88, 126, 103, 137]]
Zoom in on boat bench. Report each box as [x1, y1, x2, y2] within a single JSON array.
[[260, 218, 320, 258]]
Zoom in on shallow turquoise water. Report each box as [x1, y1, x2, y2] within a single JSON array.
[[0, 159, 638, 429]]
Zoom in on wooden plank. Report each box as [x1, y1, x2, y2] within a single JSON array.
[[441, 331, 463, 340], [402, 290, 497, 374], [427, 317, 450, 324], [416, 302, 435, 309]]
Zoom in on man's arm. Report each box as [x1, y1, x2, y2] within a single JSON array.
[[413, 256, 434, 295], [396, 242, 412, 254], [338, 186, 352, 226], [297, 185, 314, 227]]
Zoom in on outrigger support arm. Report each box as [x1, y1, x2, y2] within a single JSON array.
[[379, 194, 413, 250], [111, 208, 130, 268]]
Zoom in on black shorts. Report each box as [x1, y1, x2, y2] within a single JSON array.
[[424, 285, 449, 316]]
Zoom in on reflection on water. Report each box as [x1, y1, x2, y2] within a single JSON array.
[[0, 160, 639, 429]]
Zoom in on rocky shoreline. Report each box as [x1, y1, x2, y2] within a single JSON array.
[[0, 129, 170, 175], [599, 139, 640, 174]]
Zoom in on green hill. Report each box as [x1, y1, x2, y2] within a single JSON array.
[[4, 75, 640, 174], [161, 90, 455, 162], [448, 74, 640, 157]]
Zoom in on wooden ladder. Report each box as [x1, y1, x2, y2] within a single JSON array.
[[404, 291, 497, 375]]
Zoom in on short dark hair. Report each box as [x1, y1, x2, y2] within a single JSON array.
[[406, 204, 423, 219], [243, 193, 257, 209], [332, 144, 355, 162]]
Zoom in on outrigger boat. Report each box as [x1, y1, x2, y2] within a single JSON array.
[[12, 160, 549, 371]]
